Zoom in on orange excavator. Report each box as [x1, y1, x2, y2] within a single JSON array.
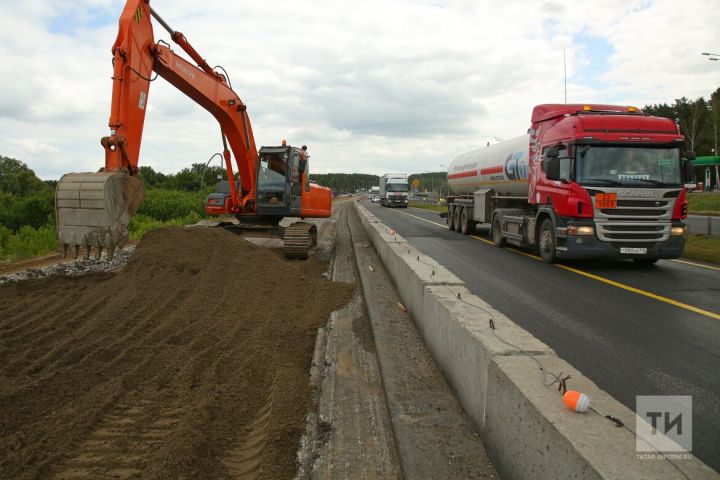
[[55, 0, 331, 260]]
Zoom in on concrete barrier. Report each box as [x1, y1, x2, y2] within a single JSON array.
[[353, 202, 719, 480]]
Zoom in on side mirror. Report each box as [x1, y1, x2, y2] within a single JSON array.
[[545, 147, 560, 159], [545, 157, 561, 181], [299, 158, 307, 174], [683, 159, 695, 182]]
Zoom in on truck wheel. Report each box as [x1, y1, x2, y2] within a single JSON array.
[[460, 208, 474, 235], [538, 219, 557, 263], [453, 207, 462, 233], [448, 206, 456, 231], [492, 215, 506, 246]]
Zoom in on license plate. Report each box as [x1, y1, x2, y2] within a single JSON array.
[[620, 247, 647, 254], [595, 193, 617, 209]]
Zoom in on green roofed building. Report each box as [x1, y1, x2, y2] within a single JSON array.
[[692, 156, 720, 190]]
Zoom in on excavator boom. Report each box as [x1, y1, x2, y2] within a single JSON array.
[[56, 0, 264, 259]]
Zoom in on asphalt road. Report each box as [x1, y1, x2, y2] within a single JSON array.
[[364, 199, 720, 473]]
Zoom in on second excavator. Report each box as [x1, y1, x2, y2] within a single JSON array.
[[55, 0, 331, 260]]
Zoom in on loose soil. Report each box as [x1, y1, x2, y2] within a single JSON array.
[[0, 226, 353, 479]]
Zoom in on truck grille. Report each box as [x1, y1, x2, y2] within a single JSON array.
[[593, 194, 676, 243]]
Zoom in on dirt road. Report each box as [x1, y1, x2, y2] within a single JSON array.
[[0, 226, 352, 479]]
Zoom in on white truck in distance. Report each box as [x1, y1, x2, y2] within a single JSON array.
[[379, 174, 409, 207], [369, 186, 380, 203]]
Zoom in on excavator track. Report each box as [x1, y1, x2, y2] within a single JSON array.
[[283, 222, 317, 260]]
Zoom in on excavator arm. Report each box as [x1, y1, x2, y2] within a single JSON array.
[[56, 0, 258, 259]]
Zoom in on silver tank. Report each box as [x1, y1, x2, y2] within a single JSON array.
[[447, 134, 530, 197]]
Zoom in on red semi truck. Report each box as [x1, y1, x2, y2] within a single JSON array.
[[446, 104, 696, 263]]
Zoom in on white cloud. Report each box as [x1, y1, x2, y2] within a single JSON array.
[[1, 0, 718, 180]]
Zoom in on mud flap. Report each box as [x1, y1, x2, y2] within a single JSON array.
[[56, 172, 145, 260]]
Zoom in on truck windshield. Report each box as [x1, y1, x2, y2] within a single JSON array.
[[575, 146, 681, 187], [387, 183, 408, 192]]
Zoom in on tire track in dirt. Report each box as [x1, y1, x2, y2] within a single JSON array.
[[0, 280, 88, 339], [53, 397, 187, 479], [223, 376, 277, 479], [0, 226, 353, 479]]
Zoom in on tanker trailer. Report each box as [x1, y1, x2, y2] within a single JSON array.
[[445, 104, 695, 263]]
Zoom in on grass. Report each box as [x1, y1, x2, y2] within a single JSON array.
[[408, 201, 446, 213], [687, 192, 720, 215], [683, 234, 720, 264], [128, 212, 202, 240]]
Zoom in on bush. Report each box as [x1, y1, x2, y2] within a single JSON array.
[[138, 189, 205, 222], [0, 224, 57, 260]]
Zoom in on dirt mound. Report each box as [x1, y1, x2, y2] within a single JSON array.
[[0, 226, 352, 479]]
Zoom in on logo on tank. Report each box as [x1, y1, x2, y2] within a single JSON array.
[[504, 150, 528, 181]]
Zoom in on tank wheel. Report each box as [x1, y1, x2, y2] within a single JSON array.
[[453, 206, 462, 233], [460, 207, 474, 235], [538, 219, 557, 263], [492, 215, 506, 247], [448, 206, 456, 231], [633, 258, 659, 265]]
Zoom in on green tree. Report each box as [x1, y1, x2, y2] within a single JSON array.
[[0, 156, 47, 197], [139, 166, 167, 187]]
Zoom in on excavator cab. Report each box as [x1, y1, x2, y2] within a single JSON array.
[[255, 146, 303, 217]]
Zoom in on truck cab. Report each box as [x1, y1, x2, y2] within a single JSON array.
[[529, 105, 692, 262], [379, 174, 409, 207]]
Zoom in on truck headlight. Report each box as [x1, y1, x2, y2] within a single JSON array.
[[671, 226, 684, 236], [567, 225, 595, 236]]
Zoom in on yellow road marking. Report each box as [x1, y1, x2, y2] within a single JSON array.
[[506, 247, 542, 261], [554, 264, 720, 320], [670, 259, 720, 272], [383, 204, 720, 320], [471, 235, 494, 245]]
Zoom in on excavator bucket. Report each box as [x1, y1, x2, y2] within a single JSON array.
[[56, 172, 144, 260]]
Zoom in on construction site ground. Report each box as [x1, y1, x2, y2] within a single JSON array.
[[0, 198, 497, 479]]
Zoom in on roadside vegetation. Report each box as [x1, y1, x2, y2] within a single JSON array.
[[0, 155, 224, 261], [687, 192, 720, 215], [683, 234, 720, 264], [408, 200, 446, 213]]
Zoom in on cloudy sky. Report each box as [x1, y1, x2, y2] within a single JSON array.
[[1, 0, 719, 180]]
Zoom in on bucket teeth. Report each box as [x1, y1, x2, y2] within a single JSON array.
[[82, 235, 90, 260], [55, 171, 144, 264], [105, 233, 115, 261], [92, 233, 102, 260], [59, 229, 119, 262]]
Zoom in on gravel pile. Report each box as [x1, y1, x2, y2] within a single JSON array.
[[0, 247, 135, 284]]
